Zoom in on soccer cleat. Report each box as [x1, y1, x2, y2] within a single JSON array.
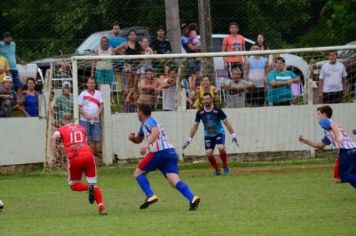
[[223, 167, 231, 175], [139, 195, 158, 209], [99, 204, 107, 216], [212, 170, 221, 176], [88, 185, 95, 204], [189, 196, 200, 211]]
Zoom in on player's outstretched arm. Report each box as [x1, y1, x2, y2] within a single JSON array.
[[128, 132, 144, 144], [223, 120, 238, 146], [183, 123, 199, 149], [298, 135, 326, 149]]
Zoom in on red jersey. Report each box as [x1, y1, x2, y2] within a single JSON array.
[[55, 123, 92, 159]]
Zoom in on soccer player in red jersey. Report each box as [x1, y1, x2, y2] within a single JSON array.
[[48, 113, 107, 215]]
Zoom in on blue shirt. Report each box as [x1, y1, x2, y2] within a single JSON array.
[[0, 41, 17, 69], [195, 107, 227, 137], [319, 118, 356, 149], [23, 92, 39, 117], [138, 116, 174, 152], [181, 36, 194, 53], [108, 35, 125, 48], [267, 69, 296, 104]]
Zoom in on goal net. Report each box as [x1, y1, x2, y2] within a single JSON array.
[[44, 45, 356, 169]]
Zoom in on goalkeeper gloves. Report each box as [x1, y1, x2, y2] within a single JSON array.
[[183, 137, 192, 149], [232, 133, 239, 146]]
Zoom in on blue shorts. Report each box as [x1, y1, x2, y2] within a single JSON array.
[[337, 148, 356, 183], [80, 120, 101, 141], [204, 134, 225, 150], [10, 69, 24, 90], [95, 69, 114, 85], [138, 148, 179, 176]]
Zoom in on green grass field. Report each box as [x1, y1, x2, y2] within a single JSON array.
[[1, 159, 356, 236]]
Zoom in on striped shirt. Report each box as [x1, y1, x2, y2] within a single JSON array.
[[138, 116, 174, 152], [320, 118, 356, 149]]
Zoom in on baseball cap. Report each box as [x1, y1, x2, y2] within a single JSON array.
[[62, 81, 71, 89], [181, 23, 188, 30], [2, 32, 11, 38], [2, 76, 12, 83]]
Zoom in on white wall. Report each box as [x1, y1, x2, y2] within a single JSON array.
[[112, 103, 356, 160], [0, 103, 354, 166], [0, 118, 46, 166]]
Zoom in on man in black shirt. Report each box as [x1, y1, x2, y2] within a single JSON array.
[[150, 26, 172, 54]]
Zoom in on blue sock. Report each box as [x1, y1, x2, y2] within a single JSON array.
[[176, 181, 194, 201], [136, 174, 154, 198]]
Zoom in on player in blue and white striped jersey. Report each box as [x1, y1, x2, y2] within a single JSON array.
[[128, 104, 200, 210], [299, 105, 356, 189]]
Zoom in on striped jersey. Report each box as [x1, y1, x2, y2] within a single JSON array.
[[319, 118, 356, 149], [138, 116, 174, 152]]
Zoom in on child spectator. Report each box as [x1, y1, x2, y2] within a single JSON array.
[[188, 23, 201, 47]]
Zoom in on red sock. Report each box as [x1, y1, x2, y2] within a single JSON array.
[[219, 150, 228, 168], [70, 183, 88, 191], [208, 155, 220, 172], [94, 187, 103, 205]]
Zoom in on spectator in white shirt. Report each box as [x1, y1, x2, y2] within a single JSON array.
[[78, 78, 103, 151], [319, 51, 348, 104]]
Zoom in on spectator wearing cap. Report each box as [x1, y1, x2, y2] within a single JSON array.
[[53, 81, 73, 127], [0, 32, 26, 95], [150, 26, 172, 54], [181, 23, 201, 54], [266, 56, 301, 106], [0, 54, 10, 86], [19, 77, 39, 117], [0, 76, 18, 117]]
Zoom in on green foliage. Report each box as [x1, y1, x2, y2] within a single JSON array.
[[297, 0, 356, 47], [0, 0, 354, 61]]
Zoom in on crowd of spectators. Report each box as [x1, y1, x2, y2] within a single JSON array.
[[0, 20, 351, 121]]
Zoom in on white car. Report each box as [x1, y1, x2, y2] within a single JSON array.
[[17, 63, 44, 89]]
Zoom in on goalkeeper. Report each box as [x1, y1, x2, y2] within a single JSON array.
[[184, 93, 238, 175]]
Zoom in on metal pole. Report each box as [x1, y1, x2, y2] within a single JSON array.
[[165, 0, 181, 54], [72, 58, 79, 124]]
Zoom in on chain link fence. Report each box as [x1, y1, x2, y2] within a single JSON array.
[[1, 0, 354, 62]]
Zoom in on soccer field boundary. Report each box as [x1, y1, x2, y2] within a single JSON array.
[[0, 156, 335, 176]]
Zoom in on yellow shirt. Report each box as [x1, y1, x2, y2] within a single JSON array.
[[193, 86, 218, 109], [0, 56, 10, 83]]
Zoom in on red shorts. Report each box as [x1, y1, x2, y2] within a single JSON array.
[[67, 152, 97, 185], [333, 157, 340, 180]]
